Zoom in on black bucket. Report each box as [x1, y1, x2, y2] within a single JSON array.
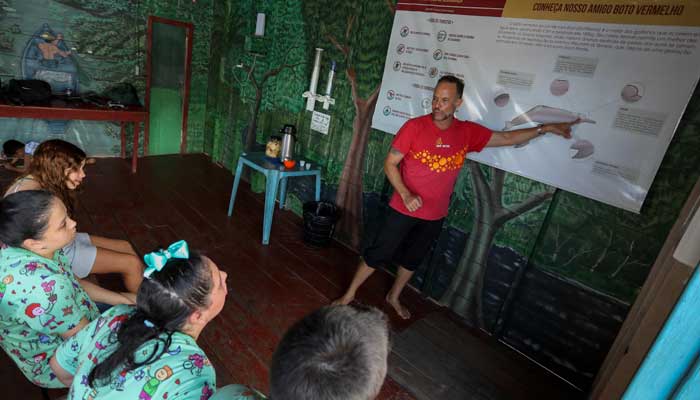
[[303, 201, 339, 247]]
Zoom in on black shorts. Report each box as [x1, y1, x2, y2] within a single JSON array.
[[362, 207, 444, 272]]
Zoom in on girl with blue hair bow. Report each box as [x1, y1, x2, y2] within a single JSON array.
[[49, 241, 264, 399]]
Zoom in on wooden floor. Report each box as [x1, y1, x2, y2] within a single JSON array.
[[0, 154, 582, 399]]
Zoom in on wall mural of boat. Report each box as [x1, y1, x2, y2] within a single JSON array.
[[21, 23, 79, 134]]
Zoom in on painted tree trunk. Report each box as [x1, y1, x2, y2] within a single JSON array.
[[327, 2, 393, 249], [218, 87, 236, 164], [441, 163, 553, 328], [245, 89, 263, 152], [441, 162, 497, 325], [335, 88, 379, 248], [450, 226, 499, 326]]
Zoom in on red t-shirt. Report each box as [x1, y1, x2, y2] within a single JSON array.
[[389, 114, 492, 220]]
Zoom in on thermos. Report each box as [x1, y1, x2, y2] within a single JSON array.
[[280, 124, 296, 160]]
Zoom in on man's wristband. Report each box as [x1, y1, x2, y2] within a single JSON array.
[[537, 125, 547, 135]]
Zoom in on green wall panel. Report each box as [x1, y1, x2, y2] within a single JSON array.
[[148, 86, 182, 155]]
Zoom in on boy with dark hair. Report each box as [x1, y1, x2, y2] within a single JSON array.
[[2, 140, 24, 158], [2, 139, 38, 172]]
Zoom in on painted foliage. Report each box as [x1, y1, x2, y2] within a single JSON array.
[[205, 0, 300, 166]]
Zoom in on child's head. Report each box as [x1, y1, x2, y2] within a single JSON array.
[[26, 140, 86, 213], [137, 249, 226, 332], [30, 140, 86, 188], [3, 140, 24, 159], [270, 305, 390, 400], [0, 190, 77, 253], [88, 243, 229, 387]]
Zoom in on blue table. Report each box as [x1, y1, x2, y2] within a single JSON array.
[[227, 152, 321, 245]]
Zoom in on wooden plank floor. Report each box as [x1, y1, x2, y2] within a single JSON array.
[[0, 154, 582, 399]]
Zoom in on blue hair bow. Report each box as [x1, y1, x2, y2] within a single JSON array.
[[143, 240, 189, 278]]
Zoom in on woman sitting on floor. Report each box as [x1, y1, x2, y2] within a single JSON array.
[[0, 190, 100, 388], [50, 241, 263, 399], [4, 139, 144, 296]]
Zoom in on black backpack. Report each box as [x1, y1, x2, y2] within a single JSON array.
[[5, 79, 52, 105], [101, 82, 141, 106]]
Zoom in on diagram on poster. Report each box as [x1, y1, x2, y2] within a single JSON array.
[[372, 0, 700, 213]]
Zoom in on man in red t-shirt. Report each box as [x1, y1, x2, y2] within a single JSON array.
[[333, 75, 578, 319]]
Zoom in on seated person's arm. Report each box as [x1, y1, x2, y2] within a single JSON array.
[[20, 153, 32, 172], [22, 276, 94, 386], [21, 276, 93, 338], [3, 158, 25, 172], [50, 316, 93, 387], [50, 348, 76, 386], [60, 317, 89, 339], [79, 279, 136, 305]]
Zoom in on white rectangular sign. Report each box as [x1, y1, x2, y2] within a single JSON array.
[[311, 111, 331, 135]]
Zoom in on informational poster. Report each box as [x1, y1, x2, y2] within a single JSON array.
[[372, 0, 700, 213]]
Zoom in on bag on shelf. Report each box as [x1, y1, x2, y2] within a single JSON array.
[[4, 79, 52, 105]]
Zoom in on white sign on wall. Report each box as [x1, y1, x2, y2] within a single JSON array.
[[372, 0, 700, 213], [311, 111, 331, 135]]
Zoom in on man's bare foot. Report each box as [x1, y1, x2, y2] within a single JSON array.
[[386, 295, 411, 319], [331, 294, 354, 306]]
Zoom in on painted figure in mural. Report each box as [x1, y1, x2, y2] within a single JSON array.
[[5, 140, 143, 305], [269, 305, 390, 400], [38, 33, 72, 64], [22, 23, 79, 135], [0, 190, 99, 388], [49, 241, 263, 400], [333, 75, 579, 319], [23, 24, 78, 93]]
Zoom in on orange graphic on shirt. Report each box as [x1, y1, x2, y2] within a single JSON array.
[[412, 146, 468, 173]]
